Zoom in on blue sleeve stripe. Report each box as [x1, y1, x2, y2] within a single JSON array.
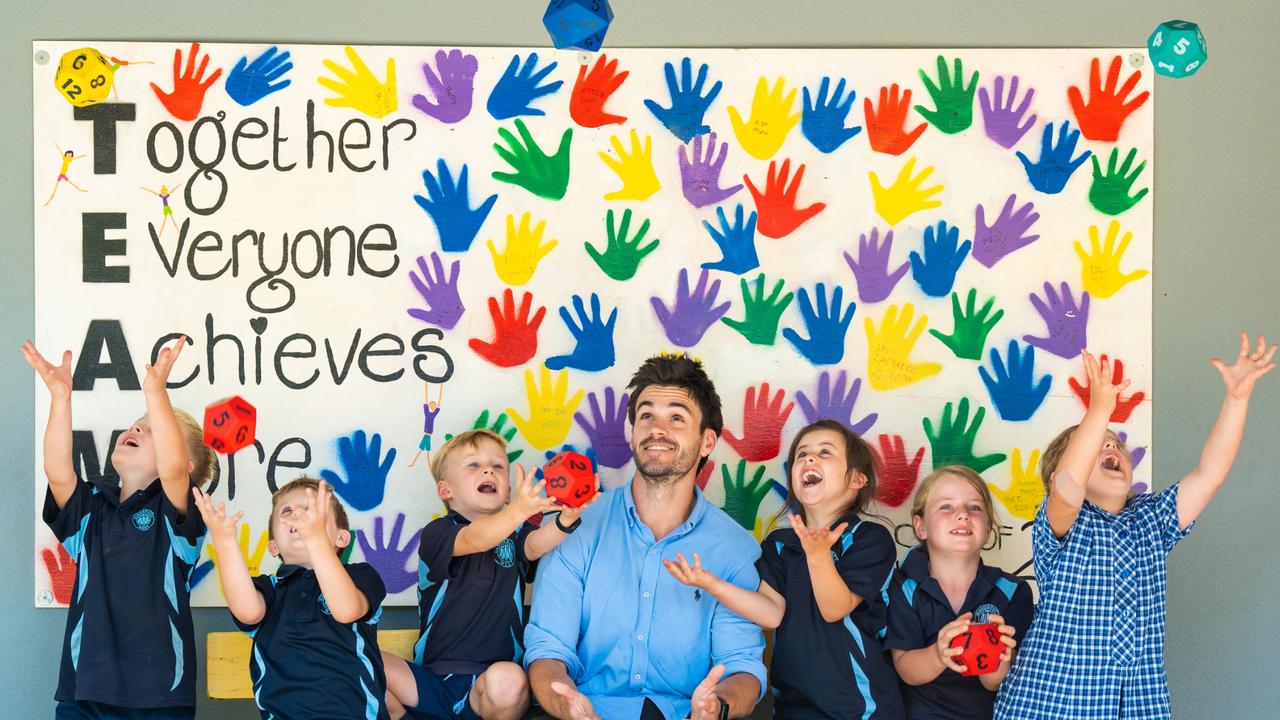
[[168, 618, 184, 691], [995, 576, 1018, 602], [165, 517, 203, 565], [902, 578, 918, 606]]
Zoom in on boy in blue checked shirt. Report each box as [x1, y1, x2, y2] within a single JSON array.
[[996, 335, 1276, 720], [195, 478, 389, 720], [23, 337, 215, 719]]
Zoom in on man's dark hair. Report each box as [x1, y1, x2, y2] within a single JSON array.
[[626, 353, 723, 435]]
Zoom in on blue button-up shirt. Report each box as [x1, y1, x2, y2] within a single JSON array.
[[524, 481, 767, 719]]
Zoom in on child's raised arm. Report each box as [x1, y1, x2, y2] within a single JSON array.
[[1046, 351, 1123, 538], [525, 473, 602, 561], [454, 464, 559, 558], [1176, 332, 1276, 530], [294, 482, 369, 623], [143, 337, 194, 514], [193, 488, 265, 625], [664, 551, 786, 629], [791, 514, 863, 623], [22, 342, 77, 508]]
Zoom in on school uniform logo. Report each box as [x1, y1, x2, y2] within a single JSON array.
[[494, 538, 515, 568], [131, 508, 156, 532], [973, 603, 1000, 623]]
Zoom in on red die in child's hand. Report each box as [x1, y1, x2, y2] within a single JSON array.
[[950, 622, 1003, 676], [542, 451, 596, 508], [203, 396, 257, 454]]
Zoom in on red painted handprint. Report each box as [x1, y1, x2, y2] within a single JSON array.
[[468, 289, 546, 368], [570, 55, 629, 128], [744, 159, 826, 239], [864, 84, 927, 156], [696, 458, 716, 491], [41, 544, 77, 605], [150, 42, 223, 121], [722, 383, 795, 462], [874, 434, 925, 508], [1068, 353, 1146, 422], [1067, 56, 1149, 142]]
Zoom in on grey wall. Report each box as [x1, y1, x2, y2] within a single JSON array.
[[4, 1, 1276, 717]]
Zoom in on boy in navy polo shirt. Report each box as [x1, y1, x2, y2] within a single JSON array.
[[24, 337, 215, 719], [195, 477, 389, 720], [382, 429, 594, 720]]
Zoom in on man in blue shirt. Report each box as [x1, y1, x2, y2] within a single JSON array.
[[525, 354, 767, 720]]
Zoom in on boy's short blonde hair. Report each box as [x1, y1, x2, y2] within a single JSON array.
[[174, 408, 217, 488], [429, 429, 507, 482], [909, 465, 1000, 542], [268, 477, 350, 539], [1039, 425, 1129, 494]]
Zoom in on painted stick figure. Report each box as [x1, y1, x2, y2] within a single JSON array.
[[43, 145, 87, 207], [408, 383, 444, 469], [141, 180, 184, 236], [107, 56, 153, 100]]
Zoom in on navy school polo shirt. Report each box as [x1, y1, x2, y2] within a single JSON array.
[[42, 479, 206, 708], [884, 545, 1034, 720], [414, 512, 537, 675], [234, 562, 389, 720], [757, 516, 905, 720]]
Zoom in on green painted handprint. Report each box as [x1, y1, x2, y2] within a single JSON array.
[[585, 208, 660, 281], [720, 459, 779, 531], [722, 274, 794, 345], [444, 409, 524, 462], [492, 119, 572, 200], [928, 289, 1004, 360], [1088, 147, 1148, 215], [914, 56, 979, 134], [922, 397, 1007, 472]]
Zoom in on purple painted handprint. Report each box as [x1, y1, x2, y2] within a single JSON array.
[[795, 370, 878, 435], [679, 132, 743, 208], [973, 194, 1041, 268], [979, 75, 1036, 149], [412, 49, 477, 124], [574, 386, 632, 469], [844, 228, 909, 304], [407, 252, 465, 330], [1023, 281, 1089, 359], [1116, 430, 1148, 492], [356, 513, 422, 593], [651, 268, 731, 347]]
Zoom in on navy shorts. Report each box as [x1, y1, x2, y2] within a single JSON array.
[[55, 701, 194, 720], [404, 663, 480, 720]]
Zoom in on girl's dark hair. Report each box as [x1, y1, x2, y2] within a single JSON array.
[[777, 420, 880, 525], [626, 353, 723, 435], [63, 150, 73, 156]]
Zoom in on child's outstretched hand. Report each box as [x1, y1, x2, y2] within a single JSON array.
[[1212, 332, 1276, 401], [790, 513, 849, 559], [509, 463, 561, 520], [663, 551, 721, 591], [144, 335, 186, 394], [1081, 350, 1128, 416], [193, 487, 244, 544], [292, 481, 333, 545], [934, 612, 972, 673], [21, 341, 72, 400], [986, 613, 1019, 664], [554, 472, 603, 525]]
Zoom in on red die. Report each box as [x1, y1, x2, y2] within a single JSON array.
[[542, 451, 597, 508], [949, 622, 1004, 676], [203, 396, 257, 454]]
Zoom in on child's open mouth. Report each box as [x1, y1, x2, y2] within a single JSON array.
[[1101, 453, 1123, 472], [120, 436, 139, 448], [949, 528, 973, 536], [477, 480, 498, 494], [801, 468, 822, 488]]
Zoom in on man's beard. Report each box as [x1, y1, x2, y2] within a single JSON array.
[[633, 439, 700, 486]]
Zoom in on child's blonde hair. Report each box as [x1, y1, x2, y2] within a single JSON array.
[[429, 429, 507, 483], [174, 408, 216, 488], [267, 477, 351, 540], [909, 465, 1000, 543], [1039, 425, 1129, 494]]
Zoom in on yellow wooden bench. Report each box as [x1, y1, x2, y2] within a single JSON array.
[[207, 629, 418, 700]]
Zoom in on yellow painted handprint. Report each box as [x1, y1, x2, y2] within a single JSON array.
[[865, 303, 942, 391], [318, 46, 397, 118], [599, 130, 661, 201], [869, 157, 944, 226], [989, 448, 1045, 521], [207, 523, 272, 580], [753, 514, 781, 543], [487, 213, 558, 285], [728, 77, 801, 160], [507, 366, 584, 450], [1074, 220, 1149, 299]]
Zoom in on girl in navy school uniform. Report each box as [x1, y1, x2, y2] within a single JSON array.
[[665, 419, 904, 719], [883, 466, 1034, 720]]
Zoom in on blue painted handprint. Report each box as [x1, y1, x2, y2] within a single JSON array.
[[910, 221, 971, 298], [1017, 120, 1091, 194], [487, 53, 563, 120], [651, 268, 731, 347], [545, 293, 618, 372], [801, 76, 862, 153], [795, 369, 878, 435], [701, 204, 759, 275], [225, 46, 293, 106], [413, 159, 498, 253], [574, 387, 631, 470], [644, 57, 723, 142], [320, 430, 396, 512], [979, 340, 1052, 421], [356, 513, 422, 594], [783, 282, 856, 365]]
